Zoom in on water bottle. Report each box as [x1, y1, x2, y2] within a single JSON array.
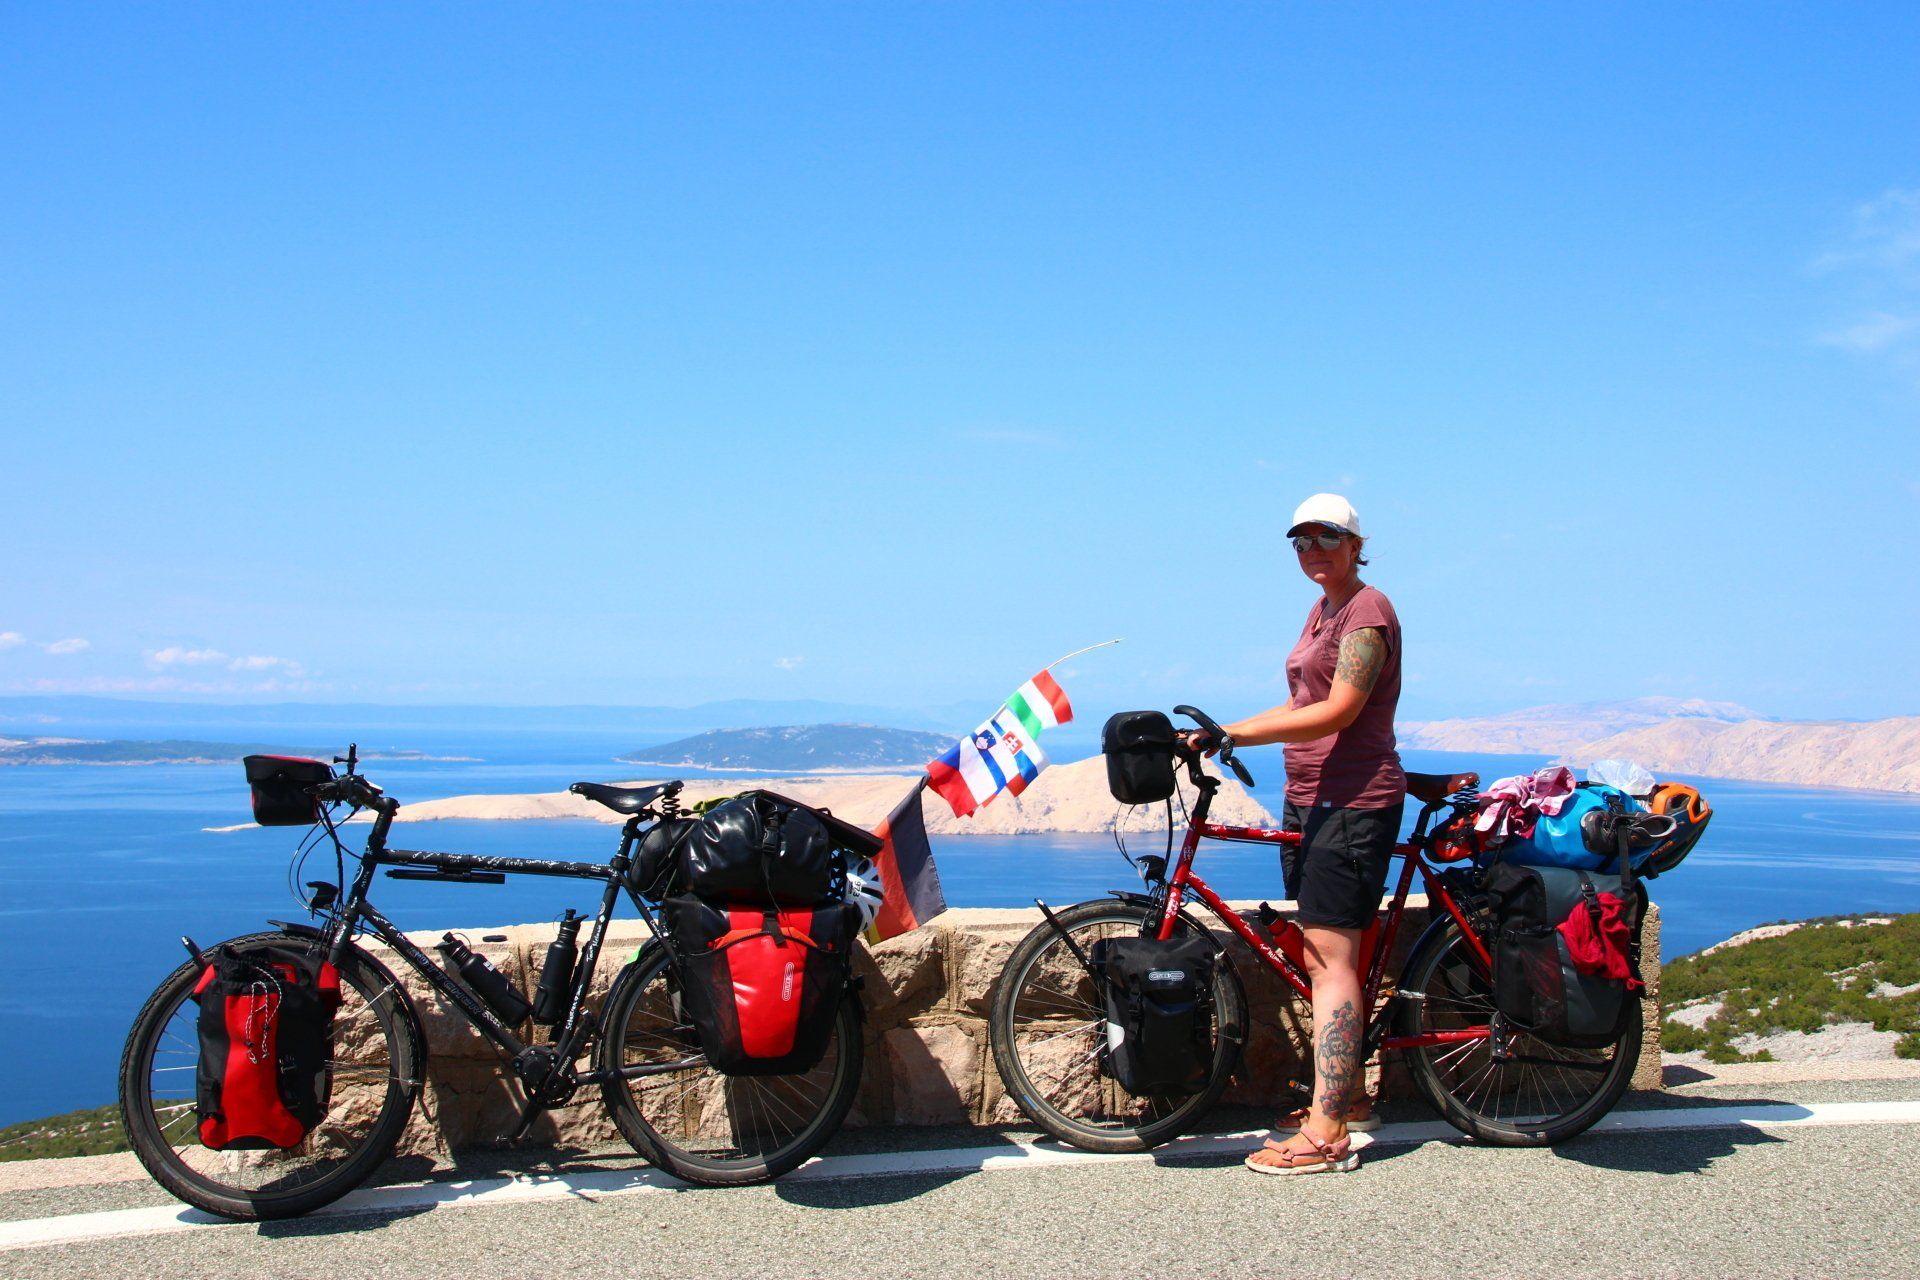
[[530, 911, 582, 1025], [1257, 902, 1308, 969], [438, 933, 532, 1025]]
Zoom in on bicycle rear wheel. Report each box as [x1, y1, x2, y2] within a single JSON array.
[[118, 931, 422, 1220], [1395, 917, 1639, 1145], [596, 943, 862, 1185], [987, 898, 1245, 1153]]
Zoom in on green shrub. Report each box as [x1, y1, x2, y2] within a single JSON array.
[[1661, 914, 1920, 1058]]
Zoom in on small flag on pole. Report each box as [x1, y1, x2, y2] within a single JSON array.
[[927, 669, 1074, 818], [868, 780, 945, 941]]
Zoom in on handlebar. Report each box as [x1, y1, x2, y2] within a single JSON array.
[[1172, 704, 1256, 788], [314, 773, 398, 816]]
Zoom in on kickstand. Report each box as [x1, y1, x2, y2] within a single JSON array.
[[507, 1095, 548, 1143]]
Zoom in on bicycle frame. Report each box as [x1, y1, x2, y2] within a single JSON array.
[[305, 801, 694, 1099], [1149, 781, 1493, 1055]]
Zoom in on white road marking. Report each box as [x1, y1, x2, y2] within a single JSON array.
[[7, 1099, 1920, 1252]]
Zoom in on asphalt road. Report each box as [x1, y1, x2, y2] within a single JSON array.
[[11, 1077, 1920, 1278]]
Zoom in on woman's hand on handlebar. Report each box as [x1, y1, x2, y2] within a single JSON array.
[[1177, 728, 1219, 758]]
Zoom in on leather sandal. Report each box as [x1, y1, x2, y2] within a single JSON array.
[[1271, 1102, 1381, 1134], [1243, 1128, 1360, 1177]]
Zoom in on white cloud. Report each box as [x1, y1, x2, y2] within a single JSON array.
[[149, 646, 229, 668], [1818, 311, 1919, 353], [41, 637, 90, 655], [774, 656, 805, 671], [0, 632, 23, 651], [229, 655, 303, 675], [1814, 189, 1920, 281], [1813, 190, 1920, 377]]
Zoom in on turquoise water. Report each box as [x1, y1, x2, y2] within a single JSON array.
[[2, 745, 1918, 1126]]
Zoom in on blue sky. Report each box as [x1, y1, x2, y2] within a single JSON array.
[[3, 4, 1917, 722]]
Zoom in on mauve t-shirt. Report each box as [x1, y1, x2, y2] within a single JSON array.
[[1282, 584, 1405, 809]]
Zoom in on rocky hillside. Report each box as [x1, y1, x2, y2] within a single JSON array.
[[1565, 716, 1920, 794], [619, 723, 955, 772], [1403, 697, 1919, 793], [1662, 914, 1920, 1065], [1400, 697, 1761, 756]]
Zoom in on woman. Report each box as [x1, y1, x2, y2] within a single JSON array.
[[1193, 493, 1404, 1176]]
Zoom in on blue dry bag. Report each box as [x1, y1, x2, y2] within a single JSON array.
[[1493, 784, 1645, 872]]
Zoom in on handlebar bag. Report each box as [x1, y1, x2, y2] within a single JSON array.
[[1101, 711, 1178, 805], [194, 944, 342, 1150], [242, 755, 335, 827], [678, 792, 837, 905], [1484, 862, 1639, 1049], [629, 816, 697, 899], [661, 894, 859, 1076], [1090, 934, 1215, 1095]]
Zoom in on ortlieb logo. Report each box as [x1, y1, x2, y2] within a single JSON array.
[[781, 961, 796, 1002], [1147, 969, 1186, 984]]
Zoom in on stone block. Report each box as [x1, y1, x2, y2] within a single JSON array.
[[886, 1020, 983, 1125]]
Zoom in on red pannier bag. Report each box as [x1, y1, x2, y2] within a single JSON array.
[[194, 945, 342, 1150], [661, 895, 859, 1076]]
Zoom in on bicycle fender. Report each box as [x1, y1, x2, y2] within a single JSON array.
[[1103, 892, 1232, 954], [265, 920, 428, 1062]]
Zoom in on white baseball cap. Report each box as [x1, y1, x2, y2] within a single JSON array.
[[1288, 493, 1362, 538]]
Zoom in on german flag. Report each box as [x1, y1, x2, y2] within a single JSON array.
[[868, 780, 945, 941]]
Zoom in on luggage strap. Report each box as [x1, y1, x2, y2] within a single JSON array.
[[707, 912, 832, 954]]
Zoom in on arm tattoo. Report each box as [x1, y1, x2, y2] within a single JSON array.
[[1334, 627, 1387, 695], [1315, 998, 1362, 1121]]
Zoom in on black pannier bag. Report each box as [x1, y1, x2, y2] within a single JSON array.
[[629, 815, 697, 899], [243, 754, 334, 827], [1102, 710, 1179, 805], [1091, 934, 1215, 1095], [660, 895, 859, 1076], [1484, 862, 1638, 1049], [194, 944, 342, 1150], [678, 791, 839, 905]]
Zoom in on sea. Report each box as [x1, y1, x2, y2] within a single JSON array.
[[3, 737, 1919, 1127]]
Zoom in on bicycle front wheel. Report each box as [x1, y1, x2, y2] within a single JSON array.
[[596, 943, 862, 1185], [1395, 917, 1640, 1145], [118, 931, 423, 1220], [987, 898, 1246, 1153]]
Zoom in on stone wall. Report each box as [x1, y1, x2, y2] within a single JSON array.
[[365, 898, 1661, 1156]]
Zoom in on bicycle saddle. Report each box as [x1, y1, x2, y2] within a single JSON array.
[[1405, 771, 1480, 804], [570, 780, 684, 815]]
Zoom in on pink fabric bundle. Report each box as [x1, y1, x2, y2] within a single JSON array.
[[1472, 766, 1577, 841]]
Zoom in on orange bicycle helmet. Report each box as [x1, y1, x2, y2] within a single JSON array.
[[1643, 782, 1712, 876]]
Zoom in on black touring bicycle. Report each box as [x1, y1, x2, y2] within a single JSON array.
[[119, 748, 883, 1220]]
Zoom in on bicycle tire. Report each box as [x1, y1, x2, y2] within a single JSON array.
[[595, 942, 862, 1185], [1394, 916, 1640, 1146], [119, 930, 423, 1221], [987, 897, 1246, 1153]]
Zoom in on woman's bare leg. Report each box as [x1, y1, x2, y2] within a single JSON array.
[[1301, 924, 1364, 1137]]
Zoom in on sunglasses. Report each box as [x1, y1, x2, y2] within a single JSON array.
[[1291, 532, 1348, 553]]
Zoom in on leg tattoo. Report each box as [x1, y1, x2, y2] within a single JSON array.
[[1315, 999, 1361, 1121]]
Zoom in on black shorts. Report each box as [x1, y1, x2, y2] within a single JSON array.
[[1281, 800, 1406, 930]]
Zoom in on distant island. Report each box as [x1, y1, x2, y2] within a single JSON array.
[[223, 754, 1277, 836], [1401, 697, 1920, 794], [619, 723, 957, 773], [0, 738, 474, 766]]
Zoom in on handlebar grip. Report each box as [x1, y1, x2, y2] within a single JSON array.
[[1172, 704, 1227, 741]]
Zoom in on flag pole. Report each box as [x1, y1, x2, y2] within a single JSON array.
[[1041, 638, 1121, 673]]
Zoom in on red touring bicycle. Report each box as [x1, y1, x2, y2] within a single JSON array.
[[987, 706, 1643, 1152]]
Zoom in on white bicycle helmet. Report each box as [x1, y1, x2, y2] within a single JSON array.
[[843, 856, 886, 933]]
